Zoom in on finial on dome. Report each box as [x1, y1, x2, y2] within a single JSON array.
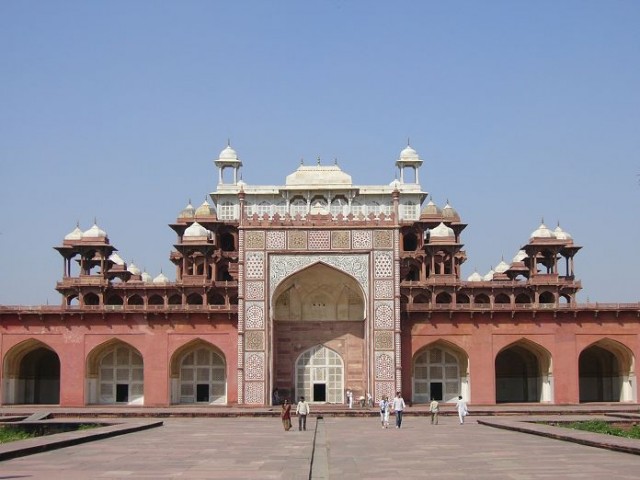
[[300, 157, 304, 165], [334, 157, 338, 165], [407, 136, 411, 146], [541, 216, 545, 224], [317, 156, 321, 166], [227, 138, 231, 147]]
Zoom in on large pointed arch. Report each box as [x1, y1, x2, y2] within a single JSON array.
[[86, 338, 144, 405], [495, 338, 553, 403], [579, 338, 635, 403], [3, 339, 60, 405], [412, 340, 470, 404], [169, 339, 227, 405]]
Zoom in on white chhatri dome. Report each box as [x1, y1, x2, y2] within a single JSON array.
[[153, 272, 169, 284], [512, 250, 528, 263], [184, 221, 210, 238], [83, 223, 107, 238], [494, 260, 510, 274], [442, 201, 459, 219], [195, 200, 215, 217], [421, 199, 442, 216], [218, 145, 239, 161], [467, 272, 483, 282], [483, 269, 495, 281], [64, 225, 83, 241], [554, 225, 572, 240], [108, 252, 125, 266], [141, 271, 152, 283], [127, 263, 141, 275], [399, 145, 420, 161], [530, 222, 555, 239], [430, 222, 455, 238]]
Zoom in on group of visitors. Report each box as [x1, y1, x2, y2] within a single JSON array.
[[281, 392, 470, 431]]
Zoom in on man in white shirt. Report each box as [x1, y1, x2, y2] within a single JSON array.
[[391, 391, 406, 428], [456, 395, 468, 424], [296, 396, 310, 431]]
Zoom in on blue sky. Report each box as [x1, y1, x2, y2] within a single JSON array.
[[1, 0, 638, 304]]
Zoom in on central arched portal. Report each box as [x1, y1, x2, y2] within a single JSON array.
[[272, 263, 366, 404]]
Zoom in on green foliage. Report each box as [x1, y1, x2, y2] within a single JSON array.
[[0, 426, 34, 443], [77, 424, 98, 431], [561, 420, 640, 439]]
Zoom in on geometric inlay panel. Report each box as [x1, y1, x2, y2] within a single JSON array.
[[374, 280, 394, 299], [266, 230, 286, 250], [373, 251, 393, 278], [245, 252, 264, 279], [245, 352, 264, 380], [374, 300, 395, 329], [288, 231, 307, 250], [270, 254, 369, 299], [375, 381, 396, 403], [352, 230, 372, 249], [245, 302, 265, 329], [373, 230, 393, 249], [245, 331, 265, 351], [374, 331, 394, 350], [375, 352, 395, 380], [331, 230, 350, 249], [244, 382, 264, 404], [245, 231, 265, 250], [245, 282, 265, 301], [308, 230, 330, 250]]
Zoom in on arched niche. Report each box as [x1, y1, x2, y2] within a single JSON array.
[[495, 339, 553, 403], [413, 340, 470, 404], [579, 339, 635, 403], [3, 339, 60, 405], [169, 339, 227, 405], [86, 339, 144, 405]]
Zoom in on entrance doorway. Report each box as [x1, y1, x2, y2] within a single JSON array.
[[313, 384, 327, 402], [430, 382, 443, 401]]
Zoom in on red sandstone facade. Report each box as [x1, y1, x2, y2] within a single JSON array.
[[1, 144, 638, 407]]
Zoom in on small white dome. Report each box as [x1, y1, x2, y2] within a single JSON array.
[[389, 179, 401, 188], [512, 250, 528, 263], [195, 200, 215, 217], [64, 226, 83, 241], [495, 260, 510, 273], [153, 272, 169, 284], [108, 252, 125, 266], [184, 221, 209, 238], [218, 145, 239, 161], [430, 222, 455, 238], [127, 263, 141, 275], [399, 145, 419, 160], [141, 271, 152, 283], [83, 223, 107, 238], [483, 269, 495, 281], [467, 272, 483, 282], [179, 202, 195, 219], [554, 225, 572, 240], [530, 222, 555, 239]]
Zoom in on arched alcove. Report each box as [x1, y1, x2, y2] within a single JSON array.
[[295, 345, 344, 404], [495, 339, 553, 403], [3, 339, 60, 404], [413, 341, 470, 404], [579, 339, 635, 403]]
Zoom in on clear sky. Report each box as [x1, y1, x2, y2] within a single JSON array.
[[1, 0, 638, 305]]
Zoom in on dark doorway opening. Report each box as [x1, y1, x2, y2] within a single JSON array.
[[313, 384, 326, 402], [116, 384, 129, 403], [197, 384, 210, 402], [430, 382, 443, 401]]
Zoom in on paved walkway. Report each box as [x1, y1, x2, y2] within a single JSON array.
[[2, 415, 640, 479]]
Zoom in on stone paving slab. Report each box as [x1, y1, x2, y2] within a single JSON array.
[[1, 416, 640, 479]]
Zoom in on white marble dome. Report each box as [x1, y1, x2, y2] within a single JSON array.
[[554, 225, 572, 240], [421, 199, 442, 216], [108, 252, 125, 266], [495, 260, 510, 274], [64, 225, 83, 241], [430, 222, 455, 238], [83, 223, 107, 238], [512, 250, 528, 263], [195, 200, 215, 217], [483, 269, 495, 281], [179, 202, 195, 219], [153, 272, 169, 284], [127, 263, 141, 275], [141, 271, 152, 283], [530, 222, 555, 239], [218, 145, 239, 161], [467, 272, 483, 282], [184, 221, 209, 238]]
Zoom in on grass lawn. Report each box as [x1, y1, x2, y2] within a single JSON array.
[[559, 420, 640, 439]]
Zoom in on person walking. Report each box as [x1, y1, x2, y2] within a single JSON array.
[[346, 389, 353, 409], [281, 399, 292, 431], [379, 395, 390, 428], [429, 397, 439, 425], [391, 391, 406, 428], [456, 395, 468, 424], [296, 396, 310, 431]]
